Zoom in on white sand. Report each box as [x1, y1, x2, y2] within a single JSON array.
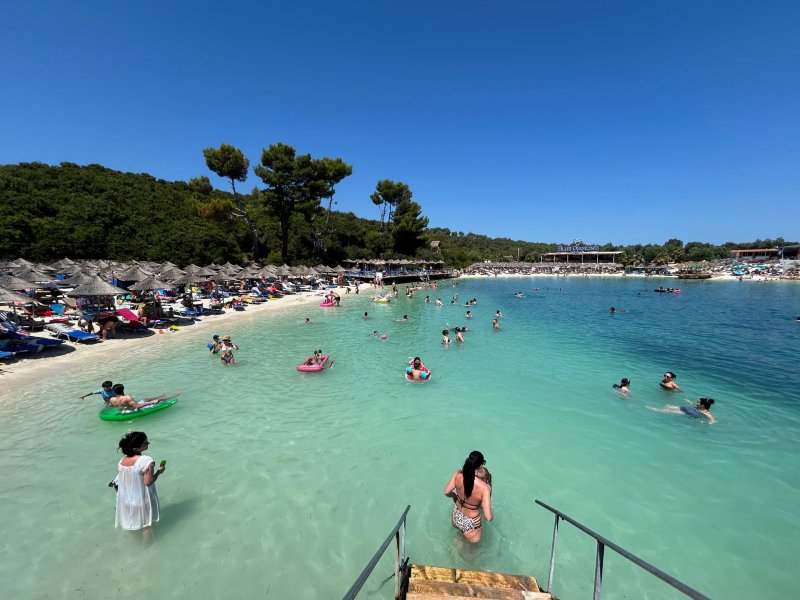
[[0, 286, 369, 390]]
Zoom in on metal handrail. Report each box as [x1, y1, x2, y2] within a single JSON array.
[[535, 499, 712, 600], [342, 505, 411, 600]]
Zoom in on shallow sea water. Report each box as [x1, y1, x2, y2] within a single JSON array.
[[1, 277, 798, 599]]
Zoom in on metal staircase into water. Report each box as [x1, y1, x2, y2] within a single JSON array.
[[343, 501, 711, 600]]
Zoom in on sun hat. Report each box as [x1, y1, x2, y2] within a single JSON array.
[[223, 335, 231, 341]]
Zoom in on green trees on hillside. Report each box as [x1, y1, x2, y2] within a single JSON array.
[[253, 143, 352, 265], [203, 144, 259, 257], [0, 162, 794, 267]]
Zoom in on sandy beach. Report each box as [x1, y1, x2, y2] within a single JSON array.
[[0, 286, 368, 391]]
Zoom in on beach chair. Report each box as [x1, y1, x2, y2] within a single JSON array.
[[0, 323, 65, 350], [116, 307, 166, 329], [0, 350, 15, 361], [44, 323, 100, 343], [0, 338, 42, 354]]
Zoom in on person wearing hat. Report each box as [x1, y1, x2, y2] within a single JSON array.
[[79, 380, 116, 403], [220, 335, 238, 366]]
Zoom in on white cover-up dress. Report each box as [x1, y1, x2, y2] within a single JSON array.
[[115, 454, 160, 530]]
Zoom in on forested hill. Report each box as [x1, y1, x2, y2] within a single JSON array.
[[0, 162, 794, 267], [0, 162, 383, 265]]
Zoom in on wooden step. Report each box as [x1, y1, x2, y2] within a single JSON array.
[[406, 564, 552, 599]]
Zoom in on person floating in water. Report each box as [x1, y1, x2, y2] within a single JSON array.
[[613, 378, 630, 394], [406, 357, 429, 380], [492, 319, 500, 330], [454, 326, 465, 343], [610, 307, 617, 314], [465, 310, 472, 319], [108, 384, 179, 410], [395, 314, 409, 323], [660, 371, 682, 391], [495, 309, 502, 317], [647, 398, 716, 424]]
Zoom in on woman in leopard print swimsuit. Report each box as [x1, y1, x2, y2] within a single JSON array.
[[443, 450, 493, 543]]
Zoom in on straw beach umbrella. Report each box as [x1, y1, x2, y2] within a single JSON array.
[[0, 285, 36, 306], [67, 276, 128, 297], [128, 276, 174, 292], [0, 275, 38, 290], [116, 264, 153, 281], [158, 265, 186, 281]]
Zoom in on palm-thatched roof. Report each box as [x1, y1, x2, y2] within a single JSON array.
[[128, 276, 174, 291], [67, 276, 128, 297]]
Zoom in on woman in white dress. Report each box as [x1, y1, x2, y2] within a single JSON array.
[[114, 431, 166, 531]]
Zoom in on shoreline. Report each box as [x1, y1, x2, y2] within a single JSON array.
[[457, 272, 797, 282], [0, 287, 366, 390]]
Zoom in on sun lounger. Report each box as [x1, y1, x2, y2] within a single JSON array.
[[0, 324, 65, 350], [0, 338, 41, 354], [44, 323, 100, 343], [0, 350, 15, 361]]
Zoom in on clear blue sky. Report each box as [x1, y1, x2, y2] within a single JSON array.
[[2, 1, 798, 246]]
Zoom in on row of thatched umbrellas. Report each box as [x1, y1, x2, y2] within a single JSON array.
[[0, 258, 358, 301]]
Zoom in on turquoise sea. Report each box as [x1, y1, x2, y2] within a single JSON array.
[[1, 277, 798, 599]]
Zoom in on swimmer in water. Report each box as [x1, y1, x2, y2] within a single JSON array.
[[454, 327, 465, 343], [395, 314, 409, 323], [612, 378, 630, 395], [363, 312, 369, 319], [466, 310, 472, 319], [442, 329, 451, 345], [660, 371, 682, 391], [406, 357, 429, 380], [495, 310, 502, 317], [647, 398, 716, 424], [492, 319, 500, 330], [610, 307, 616, 314]]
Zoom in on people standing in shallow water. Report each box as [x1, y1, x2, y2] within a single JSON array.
[[441, 329, 451, 345], [660, 371, 682, 391], [444, 450, 493, 543], [647, 398, 716, 424], [114, 431, 166, 530]]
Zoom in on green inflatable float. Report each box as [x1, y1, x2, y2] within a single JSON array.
[[98, 399, 178, 422]]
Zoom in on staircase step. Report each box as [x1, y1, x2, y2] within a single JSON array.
[[407, 578, 552, 599], [409, 564, 542, 591]]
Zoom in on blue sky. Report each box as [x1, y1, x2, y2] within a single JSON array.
[[2, 1, 798, 246]]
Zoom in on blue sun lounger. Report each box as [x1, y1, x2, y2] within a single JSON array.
[[44, 323, 100, 343], [0, 350, 15, 360]]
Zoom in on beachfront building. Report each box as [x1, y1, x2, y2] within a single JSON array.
[[729, 248, 780, 261], [539, 250, 624, 264]]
